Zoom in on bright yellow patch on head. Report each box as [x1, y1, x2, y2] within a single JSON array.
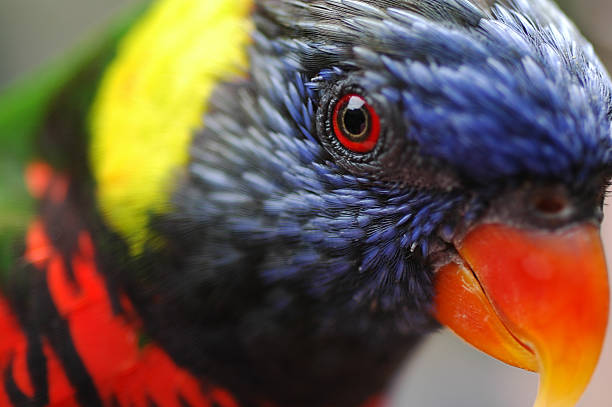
[[90, 0, 253, 253]]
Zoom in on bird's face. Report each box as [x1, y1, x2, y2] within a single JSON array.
[[177, 0, 612, 404]]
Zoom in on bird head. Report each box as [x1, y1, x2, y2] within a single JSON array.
[[120, 0, 612, 405]]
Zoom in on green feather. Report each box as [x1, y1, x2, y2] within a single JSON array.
[[0, 1, 151, 272]]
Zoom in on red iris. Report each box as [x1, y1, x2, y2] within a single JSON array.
[[332, 94, 380, 153]]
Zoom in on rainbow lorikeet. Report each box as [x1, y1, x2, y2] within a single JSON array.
[[0, 0, 610, 406]]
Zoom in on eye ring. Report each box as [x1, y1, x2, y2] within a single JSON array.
[[332, 94, 381, 154]]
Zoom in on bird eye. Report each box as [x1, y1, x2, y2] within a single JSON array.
[[332, 94, 380, 153]]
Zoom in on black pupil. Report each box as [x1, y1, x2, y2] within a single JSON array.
[[342, 97, 368, 138]]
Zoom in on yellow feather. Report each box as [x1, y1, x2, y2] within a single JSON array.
[[89, 0, 253, 253]]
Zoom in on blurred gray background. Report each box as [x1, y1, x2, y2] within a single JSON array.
[[0, 1, 611, 406]]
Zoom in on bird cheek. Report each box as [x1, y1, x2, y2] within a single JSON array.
[[432, 223, 609, 407]]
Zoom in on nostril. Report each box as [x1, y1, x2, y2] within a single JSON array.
[[533, 194, 568, 216]]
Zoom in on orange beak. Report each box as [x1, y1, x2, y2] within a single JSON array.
[[433, 223, 609, 407]]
